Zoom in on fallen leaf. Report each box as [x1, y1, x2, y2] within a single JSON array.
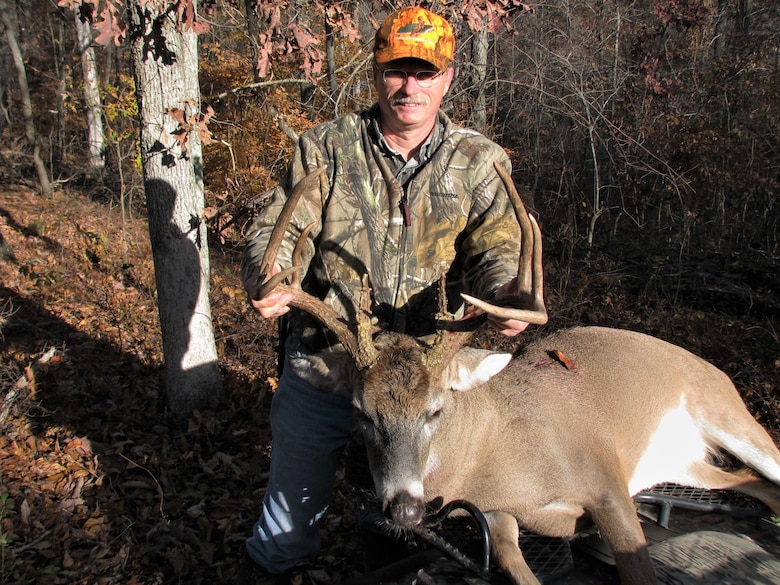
[[549, 349, 577, 370]]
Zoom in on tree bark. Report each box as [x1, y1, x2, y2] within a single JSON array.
[[738, 0, 752, 35], [324, 17, 338, 113], [470, 23, 489, 134], [127, 0, 222, 414], [74, 2, 105, 170], [0, 0, 52, 197], [714, 0, 728, 60]]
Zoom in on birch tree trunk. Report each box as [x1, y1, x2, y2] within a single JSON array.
[[74, 2, 105, 170], [127, 0, 222, 413]]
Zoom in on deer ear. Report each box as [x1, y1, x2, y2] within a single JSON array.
[[442, 348, 512, 392]]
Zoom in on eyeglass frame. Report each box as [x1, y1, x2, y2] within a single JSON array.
[[377, 67, 447, 88]]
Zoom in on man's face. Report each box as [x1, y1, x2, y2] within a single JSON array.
[[373, 58, 454, 132]]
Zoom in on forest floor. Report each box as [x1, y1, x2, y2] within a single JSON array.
[[1, 184, 779, 585]]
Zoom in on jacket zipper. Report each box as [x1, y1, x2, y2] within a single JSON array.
[[399, 192, 412, 227], [391, 181, 412, 324]]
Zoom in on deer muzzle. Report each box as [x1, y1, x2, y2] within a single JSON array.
[[386, 491, 426, 526]]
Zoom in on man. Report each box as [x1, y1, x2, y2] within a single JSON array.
[[239, 6, 531, 582]]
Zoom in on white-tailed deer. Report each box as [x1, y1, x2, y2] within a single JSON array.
[[251, 164, 780, 585]]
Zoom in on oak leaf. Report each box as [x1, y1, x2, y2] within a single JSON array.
[[550, 349, 577, 371]]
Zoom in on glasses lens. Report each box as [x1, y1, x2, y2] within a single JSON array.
[[414, 71, 441, 87], [382, 70, 407, 86], [381, 69, 442, 88]]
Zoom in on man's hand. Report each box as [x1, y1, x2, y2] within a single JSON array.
[[486, 278, 530, 337], [248, 264, 294, 319], [487, 314, 529, 337]]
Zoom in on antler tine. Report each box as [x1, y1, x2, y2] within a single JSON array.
[[254, 167, 325, 297], [251, 167, 379, 369], [423, 273, 478, 375], [460, 162, 548, 325]]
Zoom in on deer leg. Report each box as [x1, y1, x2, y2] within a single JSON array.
[[589, 491, 658, 585], [704, 422, 780, 485], [685, 460, 780, 515], [485, 510, 541, 585]]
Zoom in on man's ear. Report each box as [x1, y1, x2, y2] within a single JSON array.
[[440, 347, 512, 392], [443, 66, 455, 93], [371, 62, 385, 93]]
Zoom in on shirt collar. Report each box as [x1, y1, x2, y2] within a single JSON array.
[[369, 106, 444, 175]]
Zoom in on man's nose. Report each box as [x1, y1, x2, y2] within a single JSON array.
[[400, 74, 422, 91]]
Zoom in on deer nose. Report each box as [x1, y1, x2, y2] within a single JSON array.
[[387, 491, 425, 526]]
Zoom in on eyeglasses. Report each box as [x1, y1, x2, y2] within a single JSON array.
[[380, 68, 445, 88]]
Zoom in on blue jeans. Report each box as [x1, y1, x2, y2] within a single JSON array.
[[246, 336, 355, 573]]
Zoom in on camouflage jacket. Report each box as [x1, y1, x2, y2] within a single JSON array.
[[242, 105, 523, 351]]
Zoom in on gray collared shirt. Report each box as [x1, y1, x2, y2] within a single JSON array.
[[371, 114, 445, 186]]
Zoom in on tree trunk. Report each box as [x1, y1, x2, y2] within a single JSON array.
[[127, 0, 222, 414], [738, 0, 752, 35], [244, 0, 261, 80], [325, 18, 338, 112], [243, 0, 299, 140], [51, 6, 67, 168], [0, 0, 52, 197], [74, 2, 105, 170], [714, 0, 728, 60], [470, 23, 488, 134]]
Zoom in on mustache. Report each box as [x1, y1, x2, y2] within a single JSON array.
[[390, 96, 430, 106]]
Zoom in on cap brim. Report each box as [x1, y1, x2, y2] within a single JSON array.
[[374, 47, 448, 71]]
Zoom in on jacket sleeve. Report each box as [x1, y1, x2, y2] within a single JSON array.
[[241, 135, 328, 298]]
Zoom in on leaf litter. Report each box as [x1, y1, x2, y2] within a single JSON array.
[[1, 184, 778, 584]]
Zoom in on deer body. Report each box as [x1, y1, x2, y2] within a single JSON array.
[[349, 326, 780, 585], [254, 165, 780, 584]]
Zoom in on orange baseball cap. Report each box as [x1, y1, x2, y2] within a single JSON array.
[[373, 7, 455, 71]]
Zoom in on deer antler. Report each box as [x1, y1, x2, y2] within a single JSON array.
[[423, 163, 547, 377], [421, 274, 478, 373], [251, 167, 379, 369], [460, 162, 548, 325]]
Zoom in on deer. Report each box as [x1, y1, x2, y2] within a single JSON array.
[[250, 163, 780, 585]]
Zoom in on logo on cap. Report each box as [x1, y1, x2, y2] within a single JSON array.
[[398, 21, 435, 36]]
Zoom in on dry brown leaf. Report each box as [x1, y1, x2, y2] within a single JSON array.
[[550, 349, 578, 370]]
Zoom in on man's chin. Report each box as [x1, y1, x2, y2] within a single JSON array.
[[392, 105, 428, 123]]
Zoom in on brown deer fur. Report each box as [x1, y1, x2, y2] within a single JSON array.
[[296, 327, 780, 585]]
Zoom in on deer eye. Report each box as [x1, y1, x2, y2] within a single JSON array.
[[426, 408, 442, 423], [355, 411, 374, 432]]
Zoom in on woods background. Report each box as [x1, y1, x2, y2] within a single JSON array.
[[3, 0, 778, 259], [0, 1, 778, 584]]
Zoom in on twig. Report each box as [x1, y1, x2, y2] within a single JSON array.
[[117, 452, 168, 524], [10, 529, 51, 554], [0, 376, 26, 428], [0, 347, 57, 428]]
